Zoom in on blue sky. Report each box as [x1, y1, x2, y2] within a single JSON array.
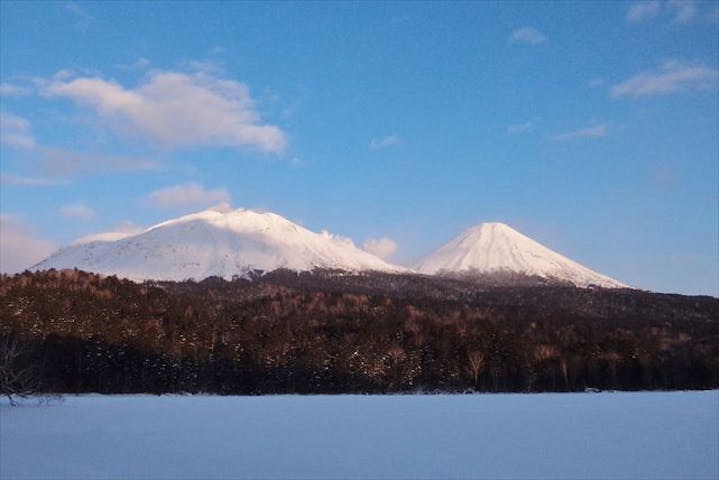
[[1, 1, 717, 295]]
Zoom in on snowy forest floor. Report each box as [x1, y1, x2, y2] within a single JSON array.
[[1, 391, 717, 479]]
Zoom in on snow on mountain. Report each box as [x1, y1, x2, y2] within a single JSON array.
[[33, 208, 406, 281], [33, 211, 624, 288], [72, 231, 137, 245], [414, 222, 626, 288]]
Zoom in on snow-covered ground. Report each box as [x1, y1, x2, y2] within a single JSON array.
[[1, 391, 717, 479]]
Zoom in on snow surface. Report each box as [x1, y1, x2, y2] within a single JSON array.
[[415, 222, 626, 288], [2, 391, 716, 479], [33, 209, 406, 281]]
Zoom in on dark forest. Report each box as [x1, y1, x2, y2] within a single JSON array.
[[1, 269, 717, 397]]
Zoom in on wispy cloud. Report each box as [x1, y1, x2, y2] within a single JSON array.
[[610, 61, 718, 98], [64, 2, 94, 31], [0, 112, 36, 149], [0, 215, 56, 273], [0, 173, 68, 186], [187, 59, 225, 75], [509, 26, 547, 45], [507, 121, 533, 135], [550, 124, 608, 142], [627, 0, 705, 25], [370, 134, 403, 151], [588, 78, 605, 88], [1, 111, 157, 176], [38, 147, 158, 176], [668, 0, 697, 24], [0, 83, 31, 96], [73, 221, 145, 245], [41, 70, 287, 153], [59, 203, 96, 222], [207, 45, 226, 56], [362, 237, 398, 260], [146, 183, 230, 210], [626, 1, 661, 23], [117, 57, 151, 71]]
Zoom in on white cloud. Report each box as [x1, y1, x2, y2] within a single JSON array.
[[117, 57, 151, 71], [208, 202, 233, 213], [507, 121, 533, 135], [0, 215, 56, 273], [370, 134, 403, 151], [112, 220, 144, 234], [588, 78, 605, 88], [59, 203, 96, 221], [0, 112, 36, 149], [147, 183, 230, 209], [610, 61, 718, 98], [0, 83, 31, 96], [550, 124, 608, 142], [668, 0, 697, 24], [362, 237, 398, 260], [509, 26, 547, 45], [42, 71, 286, 153], [73, 221, 145, 245], [0, 173, 67, 186], [0, 112, 31, 131], [626, 0, 702, 25], [626, 1, 661, 23], [52, 69, 76, 81]]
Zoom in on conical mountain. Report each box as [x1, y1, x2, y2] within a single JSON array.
[[414, 222, 625, 288], [33, 208, 406, 281]]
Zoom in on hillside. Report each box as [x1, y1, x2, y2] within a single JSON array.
[[1, 269, 717, 395]]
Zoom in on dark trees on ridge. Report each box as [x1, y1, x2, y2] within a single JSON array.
[[0, 269, 717, 396]]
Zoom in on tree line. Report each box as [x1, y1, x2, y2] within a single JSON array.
[[1, 269, 717, 397]]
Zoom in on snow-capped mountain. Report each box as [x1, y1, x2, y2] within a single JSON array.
[[33, 208, 406, 281], [414, 222, 626, 288]]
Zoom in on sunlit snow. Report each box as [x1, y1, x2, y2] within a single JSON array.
[[415, 222, 626, 288], [32, 208, 406, 281]]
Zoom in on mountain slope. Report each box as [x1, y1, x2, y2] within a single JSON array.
[[414, 222, 626, 288], [33, 209, 405, 281]]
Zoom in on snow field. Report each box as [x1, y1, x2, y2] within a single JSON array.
[[1, 391, 717, 479]]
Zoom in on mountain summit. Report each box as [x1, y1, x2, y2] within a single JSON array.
[[414, 222, 626, 288], [33, 208, 405, 281], [33, 212, 625, 288]]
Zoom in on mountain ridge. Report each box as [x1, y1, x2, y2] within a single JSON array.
[[33, 208, 406, 281], [33, 209, 625, 288]]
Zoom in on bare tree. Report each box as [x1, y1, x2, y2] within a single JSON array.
[[466, 349, 485, 388], [0, 334, 40, 406], [534, 344, 558, 362]]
